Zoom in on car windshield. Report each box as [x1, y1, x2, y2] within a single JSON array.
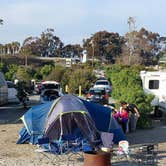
[[42, 84, 60, 89], [89, 89, 106, 95], [96, 81, 109, 85], [44, 90, 59, 96], [7, 81, 15, 88]]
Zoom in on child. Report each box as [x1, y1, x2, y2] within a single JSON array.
[[114, 108, 129, 133]]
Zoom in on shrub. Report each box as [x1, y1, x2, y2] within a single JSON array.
[[67, 66, 96, 94], [105, 64, 154, 128]]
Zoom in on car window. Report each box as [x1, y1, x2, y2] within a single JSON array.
[[89, 89, 106, 95], [7, 81, 15, 88], [44, 90, 59, 96], [42, 84, 60, 89], [96, 81, 109, 85]]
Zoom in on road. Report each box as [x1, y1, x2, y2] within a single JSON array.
[[0, 95, 40, 124]]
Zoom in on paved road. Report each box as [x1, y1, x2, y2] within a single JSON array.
[[0, 95, 40, 124]]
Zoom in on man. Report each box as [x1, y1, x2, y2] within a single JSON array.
[[120, 101, 140, 132]]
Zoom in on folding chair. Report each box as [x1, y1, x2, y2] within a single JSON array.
[[101, 132, 114, 149], [58, 134, 84, 165], [137, 143, 158, 165], [35, 137, 65, 166]]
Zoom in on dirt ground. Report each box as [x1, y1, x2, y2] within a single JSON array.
[[0, 98, 166, 166]]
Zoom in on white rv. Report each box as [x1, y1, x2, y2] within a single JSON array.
[[140, 70, 166, 113]]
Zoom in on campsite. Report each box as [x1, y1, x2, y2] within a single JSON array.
[[0, 94, 166, 166]]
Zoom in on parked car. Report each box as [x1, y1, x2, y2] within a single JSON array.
[[86, 87, 109, 104], [0, 72, 8, 105], [6, 81, 19, 103], [40, 89, 61, 104], [93, 79, 112, 94]]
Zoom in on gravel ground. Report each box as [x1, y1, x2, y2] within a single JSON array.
[[0, 96, 166, 166]]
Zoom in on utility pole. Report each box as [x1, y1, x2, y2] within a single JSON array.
[[0, 19, 3, 64], [127, 17, 136, 65], [90, 39, 95, 68]]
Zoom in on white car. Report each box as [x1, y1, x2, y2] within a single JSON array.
[[93, 79, 112, 94], [6, 81, 19, 103]]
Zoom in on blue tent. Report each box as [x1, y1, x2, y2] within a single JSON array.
[[17, 101, 54, 144], [17, 95, 125, 144]]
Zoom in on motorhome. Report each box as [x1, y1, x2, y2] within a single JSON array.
[[0, 72, 8, 105], [140, 70, 166, 113]]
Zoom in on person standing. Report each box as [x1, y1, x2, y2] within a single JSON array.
[[113, 108, 129, 133], [120, 101, 140, 132]]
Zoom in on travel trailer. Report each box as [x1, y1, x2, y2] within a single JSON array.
[[140, 70, 166, 114]]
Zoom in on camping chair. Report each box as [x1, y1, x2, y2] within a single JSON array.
[[101, 132, 114, 149], [35, 137, 66, 166], [135, 143, 158, 165], [58, 134, 84, 165]]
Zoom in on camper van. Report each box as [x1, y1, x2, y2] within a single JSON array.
[[0, 72, 8, 105], [140, 70, 166, 113]]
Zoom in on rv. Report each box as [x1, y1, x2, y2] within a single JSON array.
[[140, 70, 166, 114], [0, 72, 8, 105]]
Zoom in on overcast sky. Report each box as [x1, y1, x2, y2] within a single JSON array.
[[0, 0, 166, 45]]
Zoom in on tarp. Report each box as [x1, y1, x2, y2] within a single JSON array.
[[17, 94, 125, 145]]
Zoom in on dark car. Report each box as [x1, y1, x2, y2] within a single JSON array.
[[40, 89, 61, 104], [86, 87, 109, 104]]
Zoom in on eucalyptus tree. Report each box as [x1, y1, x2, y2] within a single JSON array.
[[39, 28, 63, 57], [61, 44, 83, 58], [119, 28, 160, 65], [21, 28, 64, 57], [83, 31, 123, 64]]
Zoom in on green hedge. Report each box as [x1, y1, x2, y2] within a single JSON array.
[[105, 65, 154, 128]]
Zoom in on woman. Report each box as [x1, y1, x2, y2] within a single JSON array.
[[114, 108, 129, 133]]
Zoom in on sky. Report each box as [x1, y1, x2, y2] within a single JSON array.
[[0, 0, 166, 46]]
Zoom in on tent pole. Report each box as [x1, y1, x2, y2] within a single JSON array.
[[59, 114, 63, 153]]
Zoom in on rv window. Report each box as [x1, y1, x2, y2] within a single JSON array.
[[149, 80, 159, 89]]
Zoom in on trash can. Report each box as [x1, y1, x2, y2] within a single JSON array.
[[83, 151, 111, 166]]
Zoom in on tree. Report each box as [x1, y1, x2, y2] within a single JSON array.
[[37, 28, 63, 57], [118, 28, 160, 65], [105, 65, 154, 128], [16, 66, 31, 82], [46, 65, 66, 82], [83, 31, 123, 64], [68, 66, 96, 93], [5, 64, 18, 80], [62, 44, 83, 58], [40, 64, 53, 79]]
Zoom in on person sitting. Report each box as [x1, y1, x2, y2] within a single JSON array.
[[113, 108, 129, 134]]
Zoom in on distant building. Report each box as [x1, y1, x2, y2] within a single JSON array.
[[66, 58, 72, 67], [81, 50, 87, 63]]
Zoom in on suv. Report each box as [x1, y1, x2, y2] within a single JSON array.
[[86, 87, 109, 104], [40, 89, 60, 104], [93, 79, 112, 94]]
